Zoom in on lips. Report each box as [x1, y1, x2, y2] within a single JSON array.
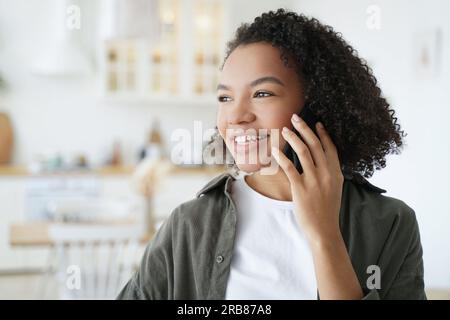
[[226, 129, 271, 155]]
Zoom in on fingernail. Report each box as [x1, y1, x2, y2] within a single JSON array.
[[292, 113, 301, 122], [317, 122, 324, 129], [282, 126, 290, 134]]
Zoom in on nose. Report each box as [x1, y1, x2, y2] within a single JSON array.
[[227, 98, 256, 125]]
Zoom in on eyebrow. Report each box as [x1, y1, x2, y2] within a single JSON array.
[[216, 76, 285, 91]]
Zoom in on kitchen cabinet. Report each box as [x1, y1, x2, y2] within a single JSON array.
[[99, 0, 228, 105]]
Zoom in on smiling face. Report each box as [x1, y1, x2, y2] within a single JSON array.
[[217, 42, 306, 173]]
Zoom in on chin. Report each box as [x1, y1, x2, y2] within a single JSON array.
[[234, 162, 263, 174]]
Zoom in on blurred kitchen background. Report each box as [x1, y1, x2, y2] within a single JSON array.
[[0, 0, 449, 299]]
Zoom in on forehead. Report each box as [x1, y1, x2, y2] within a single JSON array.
[[220, 42, 298, 85]]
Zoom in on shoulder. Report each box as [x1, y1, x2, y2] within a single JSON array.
[[345, 176, 416, 223], [163, 172, 233, 232], [342, 176, 425, 299], [342, 176, 419, 248]]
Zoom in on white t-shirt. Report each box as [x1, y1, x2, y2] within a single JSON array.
[[224, 176, 317, 300]]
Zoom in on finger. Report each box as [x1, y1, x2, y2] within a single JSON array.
[[315, 122, 341, 172], [281, 126, 316, 175], [271, 146, 302, 185], [291, 113, 327, 170]]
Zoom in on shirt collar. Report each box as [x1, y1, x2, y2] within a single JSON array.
[[195, 172, 235, 198], [195, 169, 386, 198], [342, 170, 387, 193]]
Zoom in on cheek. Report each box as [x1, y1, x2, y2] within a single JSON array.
[[216, 109, 227, 141], [263, 109, 292, 129]]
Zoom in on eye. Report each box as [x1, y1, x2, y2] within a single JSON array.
[[217, 95, 232, 103], [254, 91, 273, 98]]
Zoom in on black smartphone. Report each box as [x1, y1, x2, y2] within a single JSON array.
[[282, 104, 319, 174]]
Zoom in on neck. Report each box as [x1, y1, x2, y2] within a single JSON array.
[[244, 168, 293, 201]]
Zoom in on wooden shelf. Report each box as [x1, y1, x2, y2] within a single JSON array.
[[0, 165, 28, 176]]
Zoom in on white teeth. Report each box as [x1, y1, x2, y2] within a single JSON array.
[[234, 135, 268, 144]]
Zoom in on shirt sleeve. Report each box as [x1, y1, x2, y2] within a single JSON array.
[[116, 211, 175, 300], [361, 288, 380, 300], [361, 208, 426, 300], [382, 209, 426, 299]]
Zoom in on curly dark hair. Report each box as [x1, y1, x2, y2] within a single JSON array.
[[216, 8, 406, 179]]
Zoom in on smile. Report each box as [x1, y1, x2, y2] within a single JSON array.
[[233, 134, 269, 145]]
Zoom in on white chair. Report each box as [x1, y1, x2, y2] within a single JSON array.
[[39, 224, 144, 300]]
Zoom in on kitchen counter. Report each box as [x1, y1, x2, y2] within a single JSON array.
[[0, 165, 134, 176], [0, 163, 226, 177], [0, 162, 226, 270]]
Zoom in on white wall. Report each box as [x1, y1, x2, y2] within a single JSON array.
[[294, 0, 450, 289], [0, 0, 220, 166], [0, 0, 294, 167], [0, 0, 448, 289]]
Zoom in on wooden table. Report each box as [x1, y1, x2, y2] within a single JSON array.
[[6, 163, 226, 247], [9, 222, 155, 247]]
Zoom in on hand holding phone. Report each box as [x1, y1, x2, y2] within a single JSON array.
[[282, 104, 319, 174]]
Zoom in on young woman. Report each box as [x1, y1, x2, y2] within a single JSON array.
[[118, 9, 426, 300]]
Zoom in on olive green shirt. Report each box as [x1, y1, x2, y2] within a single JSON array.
[[117, 171, 426, 300]]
